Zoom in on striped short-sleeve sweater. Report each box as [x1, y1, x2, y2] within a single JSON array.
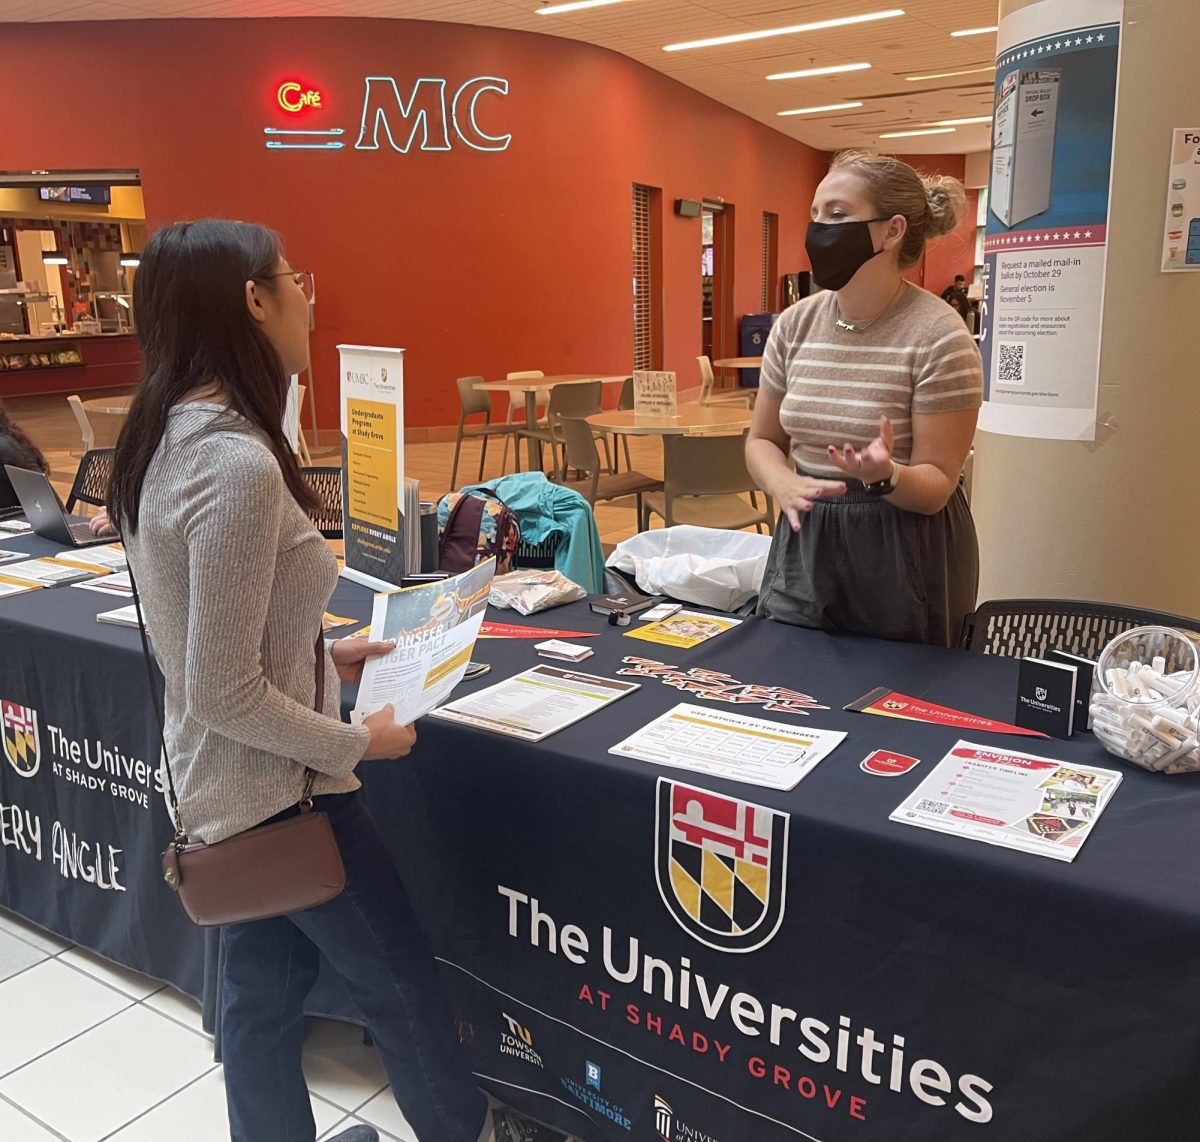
[[759, 283, 983, 478]]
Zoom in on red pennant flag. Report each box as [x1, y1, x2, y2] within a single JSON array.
[[845, 687, 1048, 738], [478, 622, 597, 640]]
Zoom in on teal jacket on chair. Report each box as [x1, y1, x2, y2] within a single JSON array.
[[459, 472, 605, 594]]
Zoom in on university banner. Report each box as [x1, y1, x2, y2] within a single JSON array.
[[339, 344, 406, 588], [978, 0, 1122, 440], [0, 589, 206, 1000]]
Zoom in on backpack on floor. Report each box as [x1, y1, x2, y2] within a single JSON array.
[[437, 488, 521, 575]]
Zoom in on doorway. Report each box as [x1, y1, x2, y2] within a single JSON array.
[[700, 201, 734, 366]]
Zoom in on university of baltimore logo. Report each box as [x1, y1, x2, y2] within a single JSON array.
[[655, 779, 788, 953], [1, 700, 40, 778]]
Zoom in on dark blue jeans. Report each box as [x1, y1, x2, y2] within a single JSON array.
[[220, 792, 487, 1142]]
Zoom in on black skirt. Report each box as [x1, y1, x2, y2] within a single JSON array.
[[757, 478, 979, 648]]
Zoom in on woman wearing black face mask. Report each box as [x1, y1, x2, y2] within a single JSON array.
[[745, 151, 982, 647]]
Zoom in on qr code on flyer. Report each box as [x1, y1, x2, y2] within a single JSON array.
[[915, 799, 950, 815], [997, 341, 1027, 385]]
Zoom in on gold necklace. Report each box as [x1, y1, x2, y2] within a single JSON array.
[[835, 281, 906, 333]]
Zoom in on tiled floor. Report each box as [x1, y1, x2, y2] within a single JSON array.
[[0, 906, 429, 1141]]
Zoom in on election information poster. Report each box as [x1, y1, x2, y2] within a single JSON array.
[[338, 344, 406, 588], [978, 0, 1122, 440], [1162, 128, 1200, 272]]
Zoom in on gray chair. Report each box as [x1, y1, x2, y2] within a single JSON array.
[[450, 375, 520, 490], [698, 355, 754, 408], [644, 431, 773, 533], [500, 370, 550, 473], [610, 375, 634, 473], [557, 416, 661, 531], [517, 382, 611, 479]]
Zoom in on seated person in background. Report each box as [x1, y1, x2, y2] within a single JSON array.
[[89, 506, 118, 536], [0, 403, 49, 513]]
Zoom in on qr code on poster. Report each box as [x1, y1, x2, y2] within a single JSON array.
[[997, 341, 1027, 385], [915, 799, 950, 815]]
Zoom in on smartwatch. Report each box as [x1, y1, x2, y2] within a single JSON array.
[[863, 460, 900, 498]]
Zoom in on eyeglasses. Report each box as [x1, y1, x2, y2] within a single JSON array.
[[260, 269, 315, 303]]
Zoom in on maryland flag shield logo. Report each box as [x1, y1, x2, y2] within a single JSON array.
[[2, 700, 41, 778], [655, 779, 788, 953]]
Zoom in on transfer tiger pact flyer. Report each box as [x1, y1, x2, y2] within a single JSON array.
[[890, 740, 1122, 861]]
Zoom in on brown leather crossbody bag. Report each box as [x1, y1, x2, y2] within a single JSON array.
[[130, 568, 346, 927]]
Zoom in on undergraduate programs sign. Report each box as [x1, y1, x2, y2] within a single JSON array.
[[978, 0, 1122, 441], [338, 344, 406, 588]]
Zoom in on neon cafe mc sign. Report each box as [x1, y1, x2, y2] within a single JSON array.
[[265, 75, 511, 153]]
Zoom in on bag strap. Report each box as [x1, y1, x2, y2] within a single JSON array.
[[127, 559, 324, 841]]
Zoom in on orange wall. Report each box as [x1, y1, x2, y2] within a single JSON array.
[[1, 19, 829, 428]]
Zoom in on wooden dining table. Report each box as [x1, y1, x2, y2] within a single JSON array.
[[586, 401, 752, 437], [711, 355, 763, 369], [81, 393, 133, 415], [475, 373, 629, 470]]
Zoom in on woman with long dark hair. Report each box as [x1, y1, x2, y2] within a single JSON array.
[[0, 402, 48, 513], [109, 220, 501, 1142]]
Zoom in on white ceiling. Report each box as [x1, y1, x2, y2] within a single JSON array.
[[2, 0, 999, 155]]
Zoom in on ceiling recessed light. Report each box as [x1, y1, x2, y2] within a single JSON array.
[[904, 64, 996, 81], [950, 25, 999, 37], [664, 9, 905, 52], [767, 62, 872, 80], [879, 127, 957, 138], [536, 0, 633, 13], [926, 115, 993, 126], [778, 101, 865, 117]]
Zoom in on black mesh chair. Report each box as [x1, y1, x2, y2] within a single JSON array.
[[300, 466, 343, 539], [512, 535, 561, 570], [65, 448, 115, 514], [959, 598, 1200, 659]]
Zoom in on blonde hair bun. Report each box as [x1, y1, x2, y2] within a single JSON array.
[[923, 174, 968, 238]]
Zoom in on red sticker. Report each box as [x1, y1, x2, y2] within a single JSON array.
[[860, 750, 922, 777]]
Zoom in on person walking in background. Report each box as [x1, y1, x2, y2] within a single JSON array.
[[746, 152, 982, 648]]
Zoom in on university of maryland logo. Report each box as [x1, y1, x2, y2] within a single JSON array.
[[2, 700, 41, 778], [655, 779, 788, 953]]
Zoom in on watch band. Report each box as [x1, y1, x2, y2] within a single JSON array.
[[863, 460, 899, 498]]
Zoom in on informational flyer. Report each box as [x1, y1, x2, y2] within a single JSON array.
[[429, 664, 638, 742], [339, 343, 406, 589], [632, 370, 678, 417], [624, 611, 741, 649], [352, 559, 494, 725], [610, 703, 845, 791], [978, 0, 1122, 440], [890, 740, 1122, 862], [1162, 128, 1200, 272], [54, 543, 127, 572]]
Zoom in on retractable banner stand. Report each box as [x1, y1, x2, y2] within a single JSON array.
[[338, 344, 406, 589], [978, 0, 1122, 441]]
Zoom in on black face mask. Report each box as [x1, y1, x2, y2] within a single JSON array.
[[805, 219, 889, 291]]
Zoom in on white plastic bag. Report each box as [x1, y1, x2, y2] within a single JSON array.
[[489, 569, 585, 616], [606, 526, 773, 612]]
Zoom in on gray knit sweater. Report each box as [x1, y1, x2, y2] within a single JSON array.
[[125, 403, 370, 843]]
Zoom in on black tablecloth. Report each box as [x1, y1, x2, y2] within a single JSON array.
[[3, 528, 1200, 1141]]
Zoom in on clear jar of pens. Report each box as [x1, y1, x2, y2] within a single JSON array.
[[1091, 626, 1200, 774]]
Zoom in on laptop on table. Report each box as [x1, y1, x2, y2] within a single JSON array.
[[4, 465, 111, 547]]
